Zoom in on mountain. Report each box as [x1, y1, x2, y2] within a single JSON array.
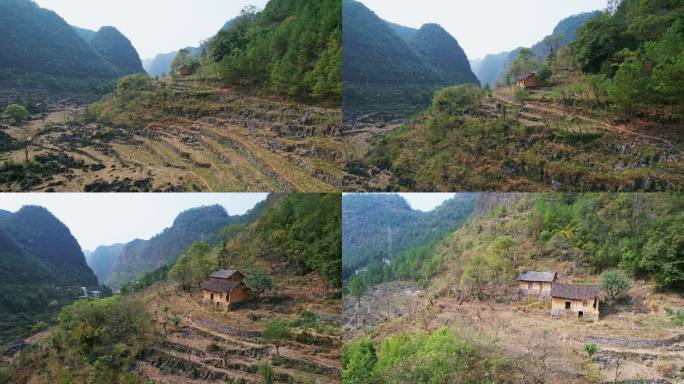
[[0, 0, 117, 79], [409, 24, 479, 85], [85, 244, 125, 284], [475, 11, 601, 87], [73, 26, 96, 42], [106, 203, 266, 288], [90, 26, 144, 76], [343, 0, 477, 119], [342, 193, 477, 279], [386, 21, 418, 42], [0, 206, 98, 286], [144, 51, 178, 77]]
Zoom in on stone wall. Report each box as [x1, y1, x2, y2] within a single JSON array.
[[582, 334, 684, 348]]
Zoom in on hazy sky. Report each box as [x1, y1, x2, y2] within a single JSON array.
[[398, 193, 456, 212], [33, 0, 269, 58], [360, 0, 607, 60], [0, 193, 267, 250]]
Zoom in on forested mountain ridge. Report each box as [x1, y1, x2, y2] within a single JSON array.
[[90, 26, 144, 76], [105, 204, 264, 289], [0, 206, 97, 286], [342, 193, 477, 281], [0, 0, 117, 79], [410, 23, 479, 85], [0, 0, 145, 105], [343, 0, 477, 119]]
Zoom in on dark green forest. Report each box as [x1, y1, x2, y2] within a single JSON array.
[[571, 0, 684, 115], [205, 0, 341, 100], [532, 193, 684, 291]]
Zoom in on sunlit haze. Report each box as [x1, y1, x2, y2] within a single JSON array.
[[358, 0, 607, 59], [398, 193, 456, 212], [32, 0, 270, 58], [0, 193, 268, 250]]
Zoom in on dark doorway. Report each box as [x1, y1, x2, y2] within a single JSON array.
[[565, 301, 571, 309], [211, 293, 214, 300], [578, 311, 584, 318]]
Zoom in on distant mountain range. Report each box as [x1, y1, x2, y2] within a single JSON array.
[[342, 0, 479, 120], [0, 0, 143, 100], [0, 206, 97, 286], [474, 11, 601, 87], [93, 201, 267, 289]]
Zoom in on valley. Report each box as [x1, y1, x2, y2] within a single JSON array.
[[0, 79, 342, 192], [342, 193, 684, 383], [0, 193, 343, 383]]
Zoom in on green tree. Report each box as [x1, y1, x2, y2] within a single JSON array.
[[3, 104, 32, 162], [262, 318, 292, 356], [244, 269, 274, 299], [600, 269, 631, 302], [168, 254, 192, 291], [584, 343, 598, 357], [348, 275, 367, 328], [186, 241, 212, 287], [431, 84, 483, 116], [460, 253, 494, 299], [640, 212, 684, 291], [341, 337, 377, 384]]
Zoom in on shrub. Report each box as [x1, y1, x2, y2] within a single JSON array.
[[431, 84, 483, 116], [584, 343, 598, 357], [600, 269, 631, 302]]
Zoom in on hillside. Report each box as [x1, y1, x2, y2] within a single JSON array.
[[143, 17, 238, 78], [106, 204, 264, 289], [85, 243, 125, 284], [342, 0, 477, 120], [346, 1, 684, 192], [475, 11, 601, 87], [343, 193, 684, 383], [204, 0, 341, 100], [90, 26, 144, 76], [342, 193, 476, 279]]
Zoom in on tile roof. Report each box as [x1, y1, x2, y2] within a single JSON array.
[[517, 271, 556, 283], [209, 269, 241, 279], [201, 279, 242, 293], [551, 284, 600, 300]]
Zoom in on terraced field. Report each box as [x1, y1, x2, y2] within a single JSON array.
[[342, 84, 683, 191], [135, 277, 342, 383], [0, 81, 342, 192]]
